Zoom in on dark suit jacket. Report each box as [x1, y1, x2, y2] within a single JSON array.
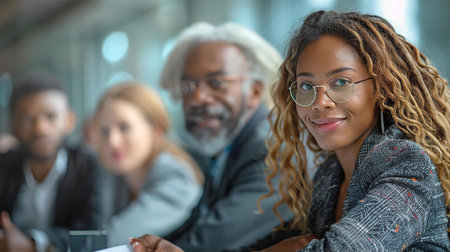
[[167, 106, 293, 252], [0, 143, 103, 251]]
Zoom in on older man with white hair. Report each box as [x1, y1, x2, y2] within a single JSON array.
[[129, 22, 293, 251]]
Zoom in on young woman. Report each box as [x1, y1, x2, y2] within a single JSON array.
[[260, 10, 450, 251], [128, 10, 450, 251], [94, 82, 203, 246]]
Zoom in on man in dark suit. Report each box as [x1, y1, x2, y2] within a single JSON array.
[[130, 22, 293, 252], [0, 72, 102, 252]]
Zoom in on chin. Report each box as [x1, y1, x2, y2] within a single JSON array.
[[108, 165, 127, 175], [30, 152, 56, 162], [317, 144, 337, 151], [184, 129, 229, 156], [190, 127, 219, 140], [314, 136, 342, 152]]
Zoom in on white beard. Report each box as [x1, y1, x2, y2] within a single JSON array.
[[181, 106, 250, 157], [182, 127, 230, 157], [181, 93, 250, 157]]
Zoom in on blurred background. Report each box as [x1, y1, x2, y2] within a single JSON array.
[[0, 0, 449, 140]]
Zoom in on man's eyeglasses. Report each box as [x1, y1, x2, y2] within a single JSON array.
[[289, 76, 373, 107], [179, 75, 246, 97]]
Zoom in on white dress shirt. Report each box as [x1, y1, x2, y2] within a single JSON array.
[[12, 149, 68, 252]]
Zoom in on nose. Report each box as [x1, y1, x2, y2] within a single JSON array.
[[31, 116, 50, 135], [311, 87, 335, 111], [107, 129, 122, 147]]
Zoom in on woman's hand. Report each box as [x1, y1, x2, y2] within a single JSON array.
[[129, 234, 184, 252], [257, 234, 318, 252]]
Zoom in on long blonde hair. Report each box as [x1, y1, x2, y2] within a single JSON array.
[[262, 10, 450, 232], [95, 81, 204, 184]]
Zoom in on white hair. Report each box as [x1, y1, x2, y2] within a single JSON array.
[[159, 22, 282, 107]]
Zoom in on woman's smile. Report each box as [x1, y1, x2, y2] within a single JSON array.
[[311, 117, 346, 132]]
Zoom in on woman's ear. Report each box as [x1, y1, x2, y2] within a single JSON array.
[[246, 81, 263, 109]]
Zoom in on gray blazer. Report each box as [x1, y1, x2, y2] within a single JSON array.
[[302, 125, 450, 251], [101, 151, 202, 246], [167, 106, 293, 252]]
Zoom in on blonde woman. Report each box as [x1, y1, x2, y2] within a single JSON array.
[[94, 82, 203, 246]]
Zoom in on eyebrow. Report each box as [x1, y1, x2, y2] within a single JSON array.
[[182, 70, 228, 79], [296, 67, 356, 78], [206, 70, 227, 76]]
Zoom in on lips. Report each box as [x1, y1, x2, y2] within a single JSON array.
[[32, 137, 52, 148], [311, 118, 346, 132], [186, 105, 228, 124], [111, 150, 124, 160]]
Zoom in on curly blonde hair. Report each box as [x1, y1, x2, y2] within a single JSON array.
[[262, 10, 450, 232]]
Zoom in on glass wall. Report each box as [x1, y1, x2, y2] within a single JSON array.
[[1, 0, 449, 139]]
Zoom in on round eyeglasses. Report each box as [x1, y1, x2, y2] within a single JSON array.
[[179, 74, 246, 97], [289, 76, 373, 107]]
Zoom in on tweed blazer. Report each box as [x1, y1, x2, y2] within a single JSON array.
[[302, 125, 450, 251]]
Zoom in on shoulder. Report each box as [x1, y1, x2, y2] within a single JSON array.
[[363, 138, 434, 175], [66, 143, 100, 166], [0, 147, 22, 159], [65, 142, 96, 159], [0, 149, 16, 161], [229, 109, 270, 164], [64, 143, 102, 176], [0, 148, 24, 172], [234, 106, 269, 149], [154, 151, 191, 169], [141, 152, 201, 195], [148, 151, 196, 180], [356, 138, 440, 194]]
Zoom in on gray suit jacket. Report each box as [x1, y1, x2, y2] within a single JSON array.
[[101, 151, 202, 246], [167, 106, 293, 252]]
